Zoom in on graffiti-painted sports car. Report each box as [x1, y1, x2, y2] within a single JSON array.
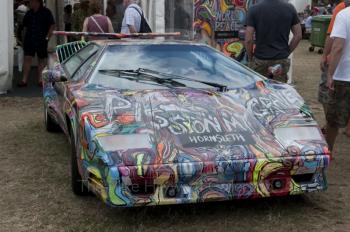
[[43, 40, 330, 207]]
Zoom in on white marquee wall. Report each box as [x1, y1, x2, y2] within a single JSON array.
[[140, 0, 165, 33], [290, 0, 312, 13], [0, 0, 14, 94]]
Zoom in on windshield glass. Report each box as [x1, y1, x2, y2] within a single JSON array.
[[89, 44, 261, 90]]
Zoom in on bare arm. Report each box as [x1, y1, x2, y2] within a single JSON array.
[[320, 35, 334, 70], [82, 18, 88, 40], [244, 26, 255, 62], [47, 24, 55, 40], [107, 18, 114, 33], [128, 25, 137, 34], [289, 23, 302, 53], [82, 18, 88, 32], [327, 37, 345, 90]]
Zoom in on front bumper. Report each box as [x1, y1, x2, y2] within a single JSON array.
[[84, 154, 330, 207]]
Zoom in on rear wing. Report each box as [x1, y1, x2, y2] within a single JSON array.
[[56, 41, 88, 64], [53, 31, 181, 39]]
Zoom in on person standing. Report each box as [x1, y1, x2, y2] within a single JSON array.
[[64, 4, 73, 32], [319, 0, 350, 136], [326, 6, 350, 151], [72, 0, 89, 33], [18, 0, 55, 87], [121, 0, 146, 34], [106, 0, 117, 30], [115, 0, 125, 33], [304, 11, 316, 34], [82, 0, 114, 38], [15, 0, 30, 45], [245, 0, 302, 83], [107, 0, 125, 33]]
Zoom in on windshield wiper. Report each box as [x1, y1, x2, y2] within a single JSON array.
[[98, 69, 187, 88], [137, 68, 228, 92], [99, 68, 228, 92]]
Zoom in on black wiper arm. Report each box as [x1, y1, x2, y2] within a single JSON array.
[[138, 68, 228, 92], [98, 69, 186, 87]]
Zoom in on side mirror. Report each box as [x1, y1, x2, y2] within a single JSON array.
[[42, 69, 67, 83]]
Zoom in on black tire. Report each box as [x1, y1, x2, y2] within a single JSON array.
[[309, 46, 315, 52], [70, 126, 90, 196], [44, 106, 61, 132], [318, 49, 324, 54]]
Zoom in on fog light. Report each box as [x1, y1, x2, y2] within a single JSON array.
[[166, 187, 178, 198], [272, 179, 284, 190]]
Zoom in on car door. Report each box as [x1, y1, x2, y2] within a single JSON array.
[[54, 44, 101, 131]]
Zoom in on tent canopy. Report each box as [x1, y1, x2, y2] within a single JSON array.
[[0, 0, 14, 94]]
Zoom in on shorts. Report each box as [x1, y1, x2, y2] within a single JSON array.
[[23, 42, 48, 59], [248, 57, 291, 83], [318, 65, 330, 104], [326, 81, 350, 128]]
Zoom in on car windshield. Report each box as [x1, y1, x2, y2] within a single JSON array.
[[89, 44, 261, 90]]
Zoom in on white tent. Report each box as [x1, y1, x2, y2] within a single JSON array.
[[0, 0, 14, 94], [140, 0, 165, 33], [290, 0, 312, 13]]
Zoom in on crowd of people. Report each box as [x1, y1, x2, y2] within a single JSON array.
[[12, 0, 350, 152], [14, 0, 149, 88], [303, 3, 338, 37]]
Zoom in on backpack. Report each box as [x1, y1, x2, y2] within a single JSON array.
[[130, 6, 152, 33]]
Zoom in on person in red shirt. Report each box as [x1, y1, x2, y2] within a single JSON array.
[[319, 1, 350, 136]]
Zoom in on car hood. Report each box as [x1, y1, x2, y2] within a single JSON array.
[[72, 81, 328, 166]]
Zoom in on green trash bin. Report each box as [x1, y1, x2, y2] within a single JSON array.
[[309, 15, 332, 54]]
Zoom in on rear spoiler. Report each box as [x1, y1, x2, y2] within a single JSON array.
[[56, 41, 88, 63], [53, 31, 181, 39]]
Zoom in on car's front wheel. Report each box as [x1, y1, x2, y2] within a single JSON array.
[[44, 106, 61, 132], [70, 126, 90, 196]]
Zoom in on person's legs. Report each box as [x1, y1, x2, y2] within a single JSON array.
[[318, 65, 330, 133], [322, 104, 328, 117], [19, 43, 35, 86], [344, 119, 350, 137], [37, 43, 49, 84], [326, 125, 339, 151], [20, 56, 33, 85], [325, 82, 350, 151], [37, 58, 47, 83]]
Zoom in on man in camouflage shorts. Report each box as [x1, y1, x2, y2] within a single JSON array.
[[245, 0, 302, 83], [320, 0, 350, 136], [326, 6, 350, 151], [248, 58, 291, 83]]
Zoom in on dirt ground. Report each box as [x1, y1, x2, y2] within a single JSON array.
[[1, 41, 350, 232]]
